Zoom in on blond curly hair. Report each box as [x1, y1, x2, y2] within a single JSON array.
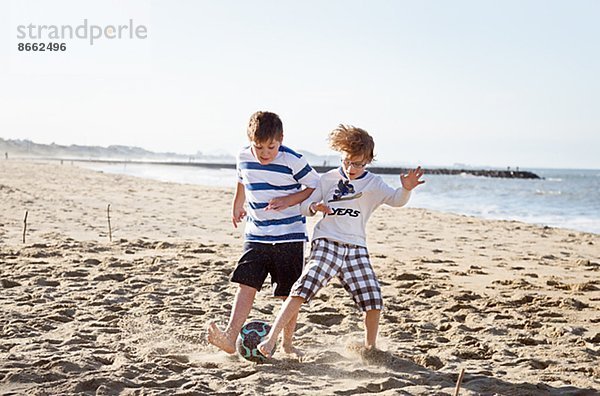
[[328, 124, 375, 162]]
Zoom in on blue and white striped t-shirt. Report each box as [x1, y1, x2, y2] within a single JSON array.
[[237, 145, 320, 243]]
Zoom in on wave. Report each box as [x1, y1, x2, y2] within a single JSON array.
[[535, 190, 562, 196]]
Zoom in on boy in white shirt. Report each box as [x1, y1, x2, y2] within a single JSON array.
[[258, 124, 424, 357]]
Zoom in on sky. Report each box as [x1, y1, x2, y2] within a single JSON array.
[[1, 0, 599, 169]]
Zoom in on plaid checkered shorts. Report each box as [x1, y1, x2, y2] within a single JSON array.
[[290, 238, 383, 311]]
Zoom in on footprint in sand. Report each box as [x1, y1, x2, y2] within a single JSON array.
[[416, 288, 441, 298], [93, 273, 127, 282], [453, 343, 493, 360], [412, 354, 444, 370], [34, 278, 60, 287], [1, 279, 21, 288], [62, 269, 89, 278], [393, 272, 425, 281], [306, 313, 345, 327]]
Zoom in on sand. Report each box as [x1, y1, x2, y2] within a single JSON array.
[[0, 159, 598, 395]]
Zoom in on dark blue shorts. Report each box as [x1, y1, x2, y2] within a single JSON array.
[[231, 241, 304, 297]]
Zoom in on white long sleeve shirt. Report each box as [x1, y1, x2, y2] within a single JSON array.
[[300, 168, 411, 247]]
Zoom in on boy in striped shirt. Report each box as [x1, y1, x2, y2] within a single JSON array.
[[207, 111, 319, 355]]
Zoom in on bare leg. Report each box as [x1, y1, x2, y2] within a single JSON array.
[[282, 309, 304, 357], [274, 297, 303, 356], [258, 296, 304, 357], [207, 284, 256, 353], [364, 309, 381, 349]]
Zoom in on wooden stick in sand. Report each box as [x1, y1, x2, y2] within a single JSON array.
[[107, 204, 112, 242], [22, 210, 28, 244], [453, 368, 466, 396]]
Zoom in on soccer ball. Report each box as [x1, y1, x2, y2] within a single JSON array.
[[236, 319, 272, 363]]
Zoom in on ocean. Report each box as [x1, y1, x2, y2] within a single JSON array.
[[77, 162, 600, 235]]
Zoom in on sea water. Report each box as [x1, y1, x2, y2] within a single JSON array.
[[78, 162, 600, 235], [381, 168, 600, 235]]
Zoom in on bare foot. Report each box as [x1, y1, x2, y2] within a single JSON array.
[[345, 342, 388, 364], [206, 321, 236, 354], [257, 337, 276, 358], [282, 342, 305, 359]]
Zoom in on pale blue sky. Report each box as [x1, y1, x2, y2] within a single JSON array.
[[1, 0, 599, 168]]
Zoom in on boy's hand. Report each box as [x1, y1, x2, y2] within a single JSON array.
[[266, 196, 293, 211], [232, 206, 247, 228], [400, 166, 425, 191], [311, 202, 333, 215]]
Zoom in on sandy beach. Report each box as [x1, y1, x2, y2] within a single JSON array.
[[1, 159, 598, 395]]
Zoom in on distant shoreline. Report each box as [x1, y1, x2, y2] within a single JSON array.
[[31, 157, 542, 179]]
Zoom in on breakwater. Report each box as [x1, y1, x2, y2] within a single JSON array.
[[337, 166, 541, 179], [55, 159, 540, 179]]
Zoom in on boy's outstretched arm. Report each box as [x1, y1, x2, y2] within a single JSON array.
[[266, 187, 315, 211], [232, 182, 247, 228], [401, 166, 425, 191], [381, 166, 425, 207]]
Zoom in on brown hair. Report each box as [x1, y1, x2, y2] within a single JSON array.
[[328, 124, 375, 162], [247, 111, 283, 143]]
